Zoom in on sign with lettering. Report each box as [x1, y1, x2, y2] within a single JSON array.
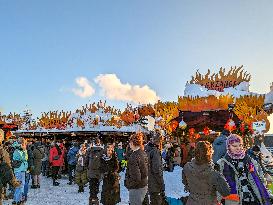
[[202, 80, 239, 92], [252, 121, 266, 134]]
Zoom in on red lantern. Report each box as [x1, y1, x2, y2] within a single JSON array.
[[224, 119, 236, 132], [203, 127, 210, 136], [189, 128, 195, 136], [171, 120, 179, 131], [248, 123, 254, 134], [195, 133, 201, 139], [240, 122, 245, 133]]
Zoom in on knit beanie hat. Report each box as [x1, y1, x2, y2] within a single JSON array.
[[226, 134, 245, 159]]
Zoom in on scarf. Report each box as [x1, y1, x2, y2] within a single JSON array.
[[226, 134, 246, 160]]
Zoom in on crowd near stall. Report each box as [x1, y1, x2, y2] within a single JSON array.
[[1, 66, 273, 205]]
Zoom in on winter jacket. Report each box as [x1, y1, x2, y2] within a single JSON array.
[[67, 146, 80, 166], [31, 146, 44, 175], [125, 148, 148, 190], [165, 147, 175, 172], [183, 158, 230, 205], [145, 142, 164, 193], [13, 148, 28, 173], [75, 148, 88, 186], [114, 148, 125, 162], [212, 133, 228, 163], [247, 148, 267, 174], [76, 151, 87, 173], [100, 153, 121, 205], [41, 145, 49, 162], [86, 145, 104, 179], [49, 146, 64, 167], [0, 146, 14, 189], [217, 154, 271, 205], [27, 145, 34, 168]]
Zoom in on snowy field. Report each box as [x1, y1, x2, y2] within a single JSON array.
[[3, 166, 187, 205]]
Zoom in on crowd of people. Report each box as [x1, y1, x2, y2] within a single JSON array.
[[0, 130, 273, 205]]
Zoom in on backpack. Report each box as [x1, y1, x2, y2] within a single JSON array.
[[11, 149, 23, 168], [89, 148, 102, 170]]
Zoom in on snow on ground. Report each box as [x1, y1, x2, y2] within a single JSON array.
[[3, 166, 186, 205]]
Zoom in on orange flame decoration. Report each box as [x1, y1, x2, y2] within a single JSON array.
[[234, 95, 270, 132], [178, 95, 234, 112], [189, 66, 251, 91], [38, 110, 71, 130], [138, 104, 155, 117]]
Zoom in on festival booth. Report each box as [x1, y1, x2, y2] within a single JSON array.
[[0, 102, 151, 144], [141, 66, 273, 168]]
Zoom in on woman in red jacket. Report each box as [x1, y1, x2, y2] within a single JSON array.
[[49, 142, 64, 186]]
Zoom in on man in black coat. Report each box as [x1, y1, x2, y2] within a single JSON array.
[[145, 136, 165, 205], [86, 138, 103, 205]]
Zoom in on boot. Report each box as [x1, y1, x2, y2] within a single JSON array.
[[78, 186, 82, 193], [53, 179, 60, 186], [31, 185, 38, 189], [53, 181, 60, 186], [78, 185, 84, 193]]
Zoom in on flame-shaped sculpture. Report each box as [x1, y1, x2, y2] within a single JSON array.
[[190, 66, 251, 91]]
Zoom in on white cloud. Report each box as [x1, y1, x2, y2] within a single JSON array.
[[72, 77, 95, 98], [94, 74, 160, 104]]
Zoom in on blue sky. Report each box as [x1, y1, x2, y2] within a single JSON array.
[[1, 1, 273, 131]]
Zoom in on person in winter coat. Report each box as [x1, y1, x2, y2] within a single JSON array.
[[165, 142, 175, 172], [114, 142, 125, 172], [67, 142, 80, 185], [125, 133, 149, 205], [49, 142, 64, 186], [86, 138, 104, 205], [145, 136, 165, 205], [0, 130, 20, 205], [100, 145, 121, 205], [247, 145, 267, 174], [41, 143, 50, 177], [75, 144, 88, 193], [31, 142, 44, 188], [212, 129, 230, 163], [12, 139, 29, 205], [217, 134, 271, 205], [183, 141, 230, 205]]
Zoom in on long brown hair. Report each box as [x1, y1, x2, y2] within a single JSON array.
[[129, 132, 145, 150], [195, 141, 212, 165]]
